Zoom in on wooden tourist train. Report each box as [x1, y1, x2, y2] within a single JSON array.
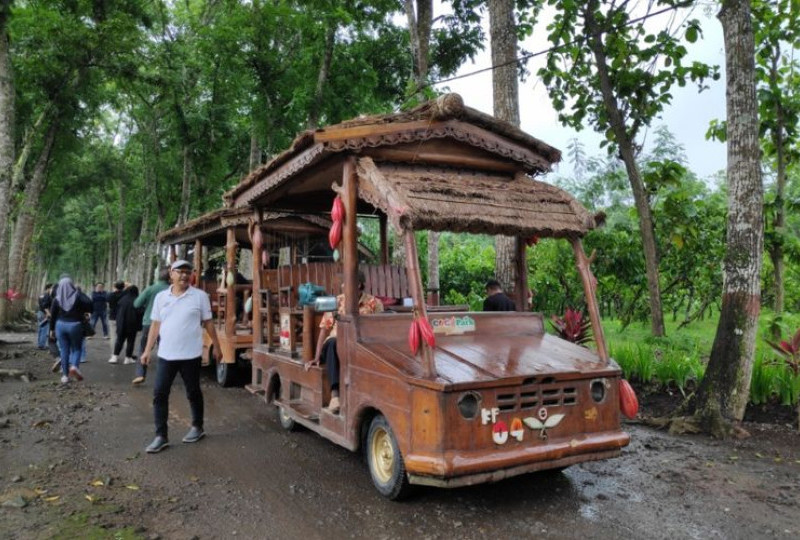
[[159, 207, 355, 387], [222, 94, 634, 498]]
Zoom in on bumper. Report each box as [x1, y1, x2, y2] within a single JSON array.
[[405, 430, 630, 488]]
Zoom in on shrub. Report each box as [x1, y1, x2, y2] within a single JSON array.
[[550, 308, 593, 346]]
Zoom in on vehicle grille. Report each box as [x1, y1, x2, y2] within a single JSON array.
[[495, 377, 578, 413]]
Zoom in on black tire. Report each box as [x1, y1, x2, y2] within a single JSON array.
[[216, 354, 235, 387], [366, 415, 411, 500], [276, 404, 297, 431]]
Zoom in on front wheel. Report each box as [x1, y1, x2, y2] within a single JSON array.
[[366, 415, 411, 500]]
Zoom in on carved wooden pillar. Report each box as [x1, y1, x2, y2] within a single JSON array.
[[252, 211, 263, 346], [342, 156, 358, 315], [571, 237, 608, 363], [193, 239, 202, 286], [405, 229, 435, 378], [225, 228, 237, 338], [379, 214, 389, 265]]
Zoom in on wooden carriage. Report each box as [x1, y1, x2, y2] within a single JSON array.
[[160, 207, 354, 386], [226, 94, 630, 498]]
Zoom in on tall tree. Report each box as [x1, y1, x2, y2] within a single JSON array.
[[538, 0, 717, 337], [753, 0, 800, 316], [0, 0, 14, 323], [692, 0, 763, 435], [404, 0, 437, 293], [489, 0, 520, 293]]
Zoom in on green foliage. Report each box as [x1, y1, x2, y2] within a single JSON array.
[[536, 0, 719, 152], [438, 233, 494, 306]]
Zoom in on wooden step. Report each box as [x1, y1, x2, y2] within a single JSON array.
[[275, 399, 319, 422]]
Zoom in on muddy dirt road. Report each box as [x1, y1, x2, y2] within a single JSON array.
[[1, 332, 798, 539]]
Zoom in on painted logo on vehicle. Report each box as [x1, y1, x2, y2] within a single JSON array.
[[431, 315, 476, 335], [482, 406, 566, 444]]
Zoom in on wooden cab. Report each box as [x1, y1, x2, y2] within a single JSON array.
[[227, 94, 631, 498]]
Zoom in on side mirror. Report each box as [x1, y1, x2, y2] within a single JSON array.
[[314, 296, 337, 313]]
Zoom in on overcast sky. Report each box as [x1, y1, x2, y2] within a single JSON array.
[[436, 7, 727, 182]]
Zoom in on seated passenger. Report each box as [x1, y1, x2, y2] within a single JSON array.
[[307, 272, 383, 414], [483, 279, 516, 312]]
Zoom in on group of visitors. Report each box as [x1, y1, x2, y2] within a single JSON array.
[[37, 260, 222, 455]]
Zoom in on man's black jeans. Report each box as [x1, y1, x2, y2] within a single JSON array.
[[153, 356, 203, 438]]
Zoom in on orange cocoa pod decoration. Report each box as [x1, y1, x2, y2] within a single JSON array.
[[329, 220, 342, 249], [619, 379, 639, 419], [331, 196, 345, 223], [418, 316, 436, 348], [408, 318, 420, 355]]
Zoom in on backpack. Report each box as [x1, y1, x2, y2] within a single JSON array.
[[298, 282, 326, 307]]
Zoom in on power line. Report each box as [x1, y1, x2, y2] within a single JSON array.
[[410, 4, 683, 96]]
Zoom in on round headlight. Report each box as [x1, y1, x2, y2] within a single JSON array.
[[457, 392, 481, 419], [591, 379, 606, 403]]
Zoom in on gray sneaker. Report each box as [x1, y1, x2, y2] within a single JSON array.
[[146, 436, 169, 453], [182, 426, 205, 443]]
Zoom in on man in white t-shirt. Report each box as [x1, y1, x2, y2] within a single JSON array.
[[140, 260, 222, 453]]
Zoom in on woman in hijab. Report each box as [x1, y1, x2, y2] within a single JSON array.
[[109, 284, 140, 365], [49, 276, 93, 383]]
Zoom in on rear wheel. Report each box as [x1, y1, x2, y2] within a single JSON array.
[[215, 350, 235, 387], [366, 415, 411, 500], [276, 404, 296, 431]]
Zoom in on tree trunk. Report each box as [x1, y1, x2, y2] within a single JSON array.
[[8, 123, 57, 293], [489, 0, 520, 293], [178, 144, 192, 225], [585, 7, 666, 337], [693, 0, 763, 432], [770, 56, 786, 317], [249, 127, 260, 171], [116, 183, 125, 278], [400, 0, 433, 269], [307, 22, 335, 130], [0, 1, 14, 324]]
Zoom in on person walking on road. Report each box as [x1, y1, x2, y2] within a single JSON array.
[[140, 260, 222, 453], [109, 284, 140, 365], [36, 284, 53, 349], [132, 268, 170, 385], [49, 276, 93, 384], [90, 282, 110, 339]]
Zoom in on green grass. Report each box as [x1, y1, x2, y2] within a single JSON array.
[[603, 311, 800, 405]]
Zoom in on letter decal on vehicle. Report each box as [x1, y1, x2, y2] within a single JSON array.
[[492, 421, 509, 445], [510, 418, 524, 441], [481, 407, 499, 425]]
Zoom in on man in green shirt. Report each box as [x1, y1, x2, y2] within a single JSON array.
[[132, 268, 170, 385]]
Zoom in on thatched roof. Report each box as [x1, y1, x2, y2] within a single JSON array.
[[357, 158, 597, 238], [224, 93, 562, 207]]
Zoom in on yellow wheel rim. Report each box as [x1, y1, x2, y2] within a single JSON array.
[[370, 427, 394, 484]]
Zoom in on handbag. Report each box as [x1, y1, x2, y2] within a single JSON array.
[[82, 317, 96, 337]]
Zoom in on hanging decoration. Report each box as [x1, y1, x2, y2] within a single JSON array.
[[408, 315, 420, 355], [261, 250, 269, 267], [407, 309, 436, 356], [525, 236, 540, 247], [332, 249, 340, 262], [329, 196, 345, 250], [328, 219, 342, 249], [619, 379, 639, 419], [226, 269, 235, 287]]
